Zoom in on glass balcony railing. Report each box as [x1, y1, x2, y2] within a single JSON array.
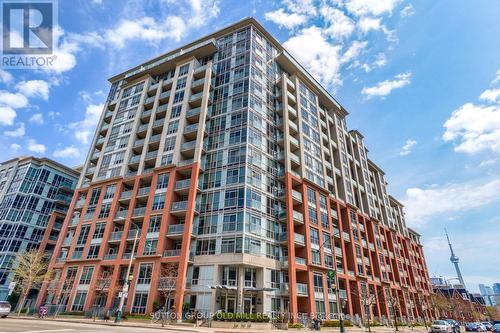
[[168, 224, 185, 234], [296, 283, 308, 295], [171, 201, 188, 211]]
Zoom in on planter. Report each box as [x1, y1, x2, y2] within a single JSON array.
[[211, 321, 273, 329]]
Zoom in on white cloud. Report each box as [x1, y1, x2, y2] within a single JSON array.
[[492, 70, 500, 84], [343, 0, 402, 16], [283, 0, 317, 15], [27, 139, 46, 154], [479, 88, 500, 103], [443, 103, 500, 154], [403, 179, 500, 226], [399, 139, 417, 156], [4, 123, 25, 137], [68, 103, 103, 144], [361, 53, 386, 72], [53, 146, 80, 158], [341, 40, 367, 63], [0, 91, 29, 108], [284, 26, 342, 88], [358, 17, 382, 33], [0, 107, 17, 126], [321, 6, 355, 39], [29, 113, 45, 125], [361, 72, 411, 98], [0, 70, 13, 84], [10, 143, 21, 151], [479, 159, 497, 167], [400, 5, 414, 17], [16, 80, 50, 100], [264, 9, 308, 29]]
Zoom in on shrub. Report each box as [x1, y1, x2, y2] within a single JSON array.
[[212, 312, 270, 322], [322, 320, 352, 327], [289, 323, 304, 329], [59, 311, 85, 316]]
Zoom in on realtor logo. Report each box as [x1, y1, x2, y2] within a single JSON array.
[[1, 0, 57, 68]]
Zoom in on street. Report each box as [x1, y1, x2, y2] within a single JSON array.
[[0, 318, 187, 333]]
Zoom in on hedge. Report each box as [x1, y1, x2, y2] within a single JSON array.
[[212, 312, 270, 322], [289, 323, 305, 328], [322, 320, 352, 327]]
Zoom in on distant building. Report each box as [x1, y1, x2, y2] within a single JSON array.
[[0, 156, 79, 302], [493, 283, 500, 295], [432, 282, 486, 321], [478, 284, 497, 307]]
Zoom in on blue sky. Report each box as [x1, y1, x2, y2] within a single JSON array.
[[1, 0, 499, 292]]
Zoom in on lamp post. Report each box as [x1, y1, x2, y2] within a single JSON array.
[[115, 220, 140, 323]]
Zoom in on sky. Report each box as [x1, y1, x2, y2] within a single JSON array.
[[0, 0, 499, 292]]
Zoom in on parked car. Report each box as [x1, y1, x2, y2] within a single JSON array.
[[432, 320, 452, 333], [482, 322, 493, 331], [466, 323, 481, 332], [446, 319, 461, 333], [479, 323, 488, 332], [491, 323, 500, 332], [0, 301, 11, 318]]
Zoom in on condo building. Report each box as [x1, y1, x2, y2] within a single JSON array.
[[37, 18, 432, 322], [0, 156, 79, 302]]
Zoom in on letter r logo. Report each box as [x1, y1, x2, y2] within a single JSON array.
[[2, 0, 54, 55]]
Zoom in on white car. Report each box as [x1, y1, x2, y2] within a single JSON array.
[[432, 320, 452, 333], [0, 301, 11, 318]]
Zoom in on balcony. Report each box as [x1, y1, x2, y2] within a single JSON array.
[[99, 123, 109, 134], [132, 207, 146, 217], [127, 229, 141, 239], [156, 103, 168, 115], [152, 119, 164, 129], [175, 179, 191, 194], [137, 187, 150, 197], [104, 253, 117, 260], [288, 105, 297, 118], [163, 249, 181, 257], [149, 134, 161, 145], [145, 151, 157, 162], [71, 251, 83, 260], [335, 247, 343, 257], [191, 78, 205, 91], [167, 224, 185, 239], [137, 123, 149, 134], [114, 210, 128, 220], [159, 90, 170, 101], [186, 107, 201, 121], [293, 210, 304, 225], [133, 138, 145, 148], [109, 231, 122, 242], [95, 137, 105, 147], [296, 283, 308, 296], [144, 96, 155, 106], [120, 190, 132, 201], [189, 92, 203, 106], [287, 91, 296, 105], [171, 201, 188, 215], [181, 140, 197, 156], [289, 136, 299, 148], [70, 217, 79, 226], [291, 189, 302, 204], [294, 233, 305, 247], [290, 152, 300, 166], [183, 123, 199, 139], [129, 155, 141, 166], [289, 121, 298, 134], [62, 238, 72, 246], [295, 257, 307, 266], [342, 231, 351, 242]]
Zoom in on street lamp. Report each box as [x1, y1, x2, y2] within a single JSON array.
[[115, 219, 141, 323]]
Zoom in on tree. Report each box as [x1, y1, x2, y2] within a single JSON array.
[[485, 306, 500, 321], [92, 269, 113, 321], [13, 250, 49, 315], [386, 292, 402, 331], [157, 263, 178, 326], [415, 294, 430, 329], [350, 284, 377, 330]]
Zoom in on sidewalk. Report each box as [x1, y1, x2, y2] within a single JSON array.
[[11, 316, 429, 333]]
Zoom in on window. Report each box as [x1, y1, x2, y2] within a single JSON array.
[[77, 225, 90, 245], [89, 188, 101, 206], [173, 91, 184, 104], [178, 63, 189, 76], [310, 228, 320, 245], [222, 266, 237, 286], [152, 194, 165, 210], [313, 272, 324, 292], [103, 185, 116, 200], [322, 233, 331, 249], [79, 266, 94, 285], [221, 238, 240, 253], [131, 292, 148, 314], [170, 105, 182, 118], [138, 264, 153, 284], [224, 190, 238, 207], [167, 120, 178, 134], [98, 203, 111, 219], [195, 239, 216, 255], [147, 215, 161, 233], [309, 207, 318, 225], [164, 137, 176, 151], [143, 239, 158, 255], [93, 223, 105, 239], [87, 245, 100, 259], [226, 167, 244, 184], [71, 292, 87, 311], [312, 249, 321, 265], [176, 77, 187, 89], [222, 213, 243, 232], [156, 173, 169, 189]]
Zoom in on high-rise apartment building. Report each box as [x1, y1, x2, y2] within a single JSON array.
[[0, 156, 79, 302], [37, 18, 432, 322]]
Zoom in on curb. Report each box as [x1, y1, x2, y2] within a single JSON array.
[[11, 316, 202, 332]]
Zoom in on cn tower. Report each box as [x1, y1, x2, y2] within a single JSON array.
[[445, 229, 466, 287]]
